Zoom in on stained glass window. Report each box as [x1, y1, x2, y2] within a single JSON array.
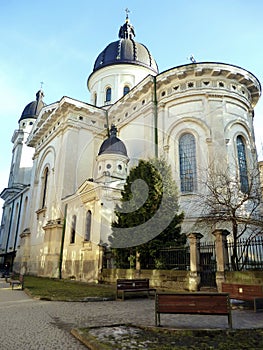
[[179, 133, 197, 192], [237, 136, 249, 193]]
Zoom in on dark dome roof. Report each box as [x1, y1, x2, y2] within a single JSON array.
[[19, 90, 45, 122], [98, 125, 127, 157], [92, 18, 158, 75]]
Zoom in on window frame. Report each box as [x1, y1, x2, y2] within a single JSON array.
[[105, 87, 112, 103], [179, 133, 197, 193], [236, 135, 249, 193], [41, 167, 49, 209], [70, 215, 77, 244], [85, 210, 92, 241]]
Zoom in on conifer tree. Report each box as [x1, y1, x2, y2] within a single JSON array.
[[110, 158, 185, 268]]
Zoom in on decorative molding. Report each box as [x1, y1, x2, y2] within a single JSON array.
[[36, 207, 46, 219]]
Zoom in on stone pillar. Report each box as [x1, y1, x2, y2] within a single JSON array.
[[213, 229, 230, 291], [187, 232, 203, 292]]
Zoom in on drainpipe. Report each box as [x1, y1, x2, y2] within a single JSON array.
[[105, 110, 110, 137], [59, 204, 68, 279], [153, 76, 158, 158]]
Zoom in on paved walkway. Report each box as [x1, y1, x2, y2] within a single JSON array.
[[0, 278, 263, 349]]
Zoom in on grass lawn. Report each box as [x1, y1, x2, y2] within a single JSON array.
[[24, 275, 115, 301]]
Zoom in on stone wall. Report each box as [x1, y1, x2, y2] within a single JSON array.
[[100, 268, 189, 291], [225, 271, 263, 285]]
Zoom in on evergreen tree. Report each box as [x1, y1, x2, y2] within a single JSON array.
[[110, 158, 185, 268]]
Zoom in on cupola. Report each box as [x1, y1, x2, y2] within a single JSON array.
[[95, 125, 129, 182], [88, 13, 158, 107], [18, 90, 45, 129]]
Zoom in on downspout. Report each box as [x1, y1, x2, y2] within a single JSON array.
[[59, 203, 68, 279], [153, 76, 158, 158], [105, 110, 110, 137]]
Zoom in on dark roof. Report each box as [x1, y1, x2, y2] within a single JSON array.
[[92, 17, 158, 75], [19, 90, 45, 122], [98, 125, 128, 157]]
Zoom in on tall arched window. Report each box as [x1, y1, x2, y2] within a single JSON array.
[[179, 133, 197, 193], [123, 85, 130, 96], [70, 215, 76, 244], [237, 135, 249, 193], [105, 87, 111, 103], [41, 168, 49, 208], [85, 210, 92, 241], [94, 92, 97, 106], [21, 196, 28, 233]]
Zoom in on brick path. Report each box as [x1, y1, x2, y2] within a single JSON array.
[[0, 278, 262, 349]]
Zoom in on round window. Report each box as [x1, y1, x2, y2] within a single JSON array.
[[106, 164, 111, 169]]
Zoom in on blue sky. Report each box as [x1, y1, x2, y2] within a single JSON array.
[[1, 0, 263, 215]]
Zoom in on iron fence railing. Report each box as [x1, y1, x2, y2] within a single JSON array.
[[140, 247, 190, 270], [104, 236, 263, 271], [226, 236, 263, 271]]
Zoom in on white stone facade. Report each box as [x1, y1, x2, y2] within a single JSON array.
[[0, 18, 261, 282]]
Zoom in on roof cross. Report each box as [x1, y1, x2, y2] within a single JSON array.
[[125, 8, 130, 19]]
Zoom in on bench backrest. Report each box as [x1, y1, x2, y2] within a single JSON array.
[[117, 278, 149, 290], [156, 293, 230, 315], [222, 283, 263, 300]]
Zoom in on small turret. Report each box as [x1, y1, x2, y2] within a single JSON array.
[[95, 125, 129, 182], [18, 89, 45, 129]]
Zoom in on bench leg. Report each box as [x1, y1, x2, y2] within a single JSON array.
[[228, 312, 233, 329], [155, 312, 161, 327]]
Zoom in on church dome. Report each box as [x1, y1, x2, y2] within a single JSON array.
[[92, 16, 158, 75], [19, 90, 45, 122], [98, 125, 127, 156]]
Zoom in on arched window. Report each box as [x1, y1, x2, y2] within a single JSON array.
[[123, 85, 130, 96], [179, 133, 197, 192], [41, 168, 49, 208], [237, 136, 249, 193], [20, 196, 28, 233], [94, 92, 97, 106], [70, 215, 76, 244], [85, 210, 92, 241], [105, 87, 111, 103]]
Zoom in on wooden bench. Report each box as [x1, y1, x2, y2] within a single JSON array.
[[222, 282, 263, 312], [10, 274, 24, 290], [155, 292, 232, 328], [116, 278, 156, 301]]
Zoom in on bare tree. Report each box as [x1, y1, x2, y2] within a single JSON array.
[[196, 163, 263, 270]]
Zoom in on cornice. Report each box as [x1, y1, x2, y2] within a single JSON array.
[[27, 98, 106, 149], [157, 62, 261, 107]]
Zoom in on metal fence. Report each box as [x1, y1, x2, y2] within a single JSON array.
[[141, 247, 190, 270], [104, 235, 263, 272], [199, 241, 216, 287], [226, 236, 263, 271]]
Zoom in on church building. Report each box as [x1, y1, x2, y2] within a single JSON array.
[[0, 14, 261, 281]]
